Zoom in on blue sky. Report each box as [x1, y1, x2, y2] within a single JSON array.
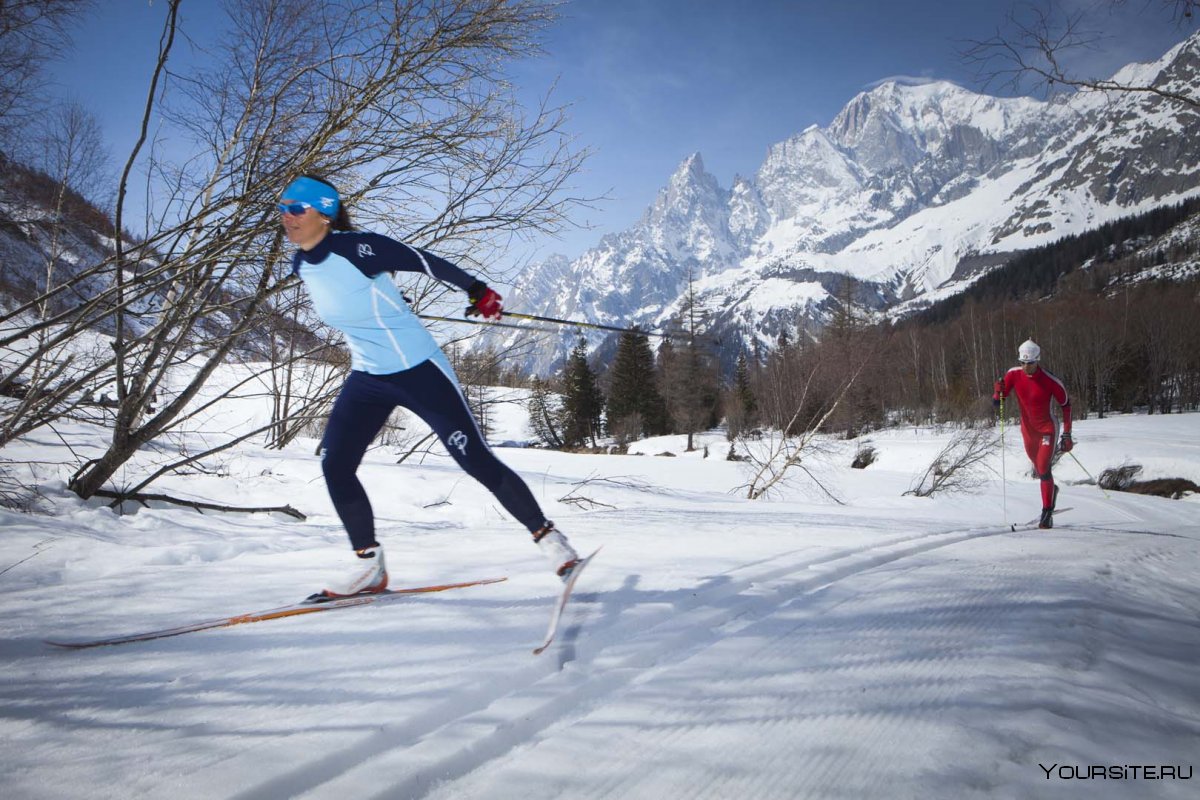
[[510, 0, 1194, 260], [48, 1, 1196, 265]]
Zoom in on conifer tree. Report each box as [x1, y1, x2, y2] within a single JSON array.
[[606, 329, 668, 443], [735, 351, 757, 416], [659, 338, 719, 450], [724, 348, 761, 439], [560, 338, 604, 447], [659, 271, 720, 450]]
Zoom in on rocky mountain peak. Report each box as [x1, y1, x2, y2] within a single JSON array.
[[500, 34, 1200, 376], [650, 153, 724, 218]]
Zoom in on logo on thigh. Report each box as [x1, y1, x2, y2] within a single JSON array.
[[448, 430, 469, 455], [1042, 435, 1051, 446]]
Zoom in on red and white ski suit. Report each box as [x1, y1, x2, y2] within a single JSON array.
[[995, 365, 1072, 509]]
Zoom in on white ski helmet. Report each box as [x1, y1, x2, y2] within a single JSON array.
[[1018, 339, 1041, 363]]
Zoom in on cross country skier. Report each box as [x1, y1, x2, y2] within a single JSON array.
[[993, 339, 1073, 529], [279, 174, 579, 597]]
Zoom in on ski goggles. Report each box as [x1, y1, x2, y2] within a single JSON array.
[[277, 201, 314, 216]]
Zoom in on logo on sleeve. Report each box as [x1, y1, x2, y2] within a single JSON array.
[[448, 431, 469, 455], [357, 243, 376, 258]]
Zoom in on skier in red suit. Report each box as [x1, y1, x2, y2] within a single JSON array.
[[993, 339, 1073, 528]]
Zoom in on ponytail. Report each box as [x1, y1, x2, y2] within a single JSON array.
[[329, 204, 353, 232], [298, 173, 354, 231]]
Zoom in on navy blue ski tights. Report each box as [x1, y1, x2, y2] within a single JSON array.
[[320, 354, 546, 550]]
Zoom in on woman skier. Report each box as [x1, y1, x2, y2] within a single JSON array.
[[280, 174, 579, 597]]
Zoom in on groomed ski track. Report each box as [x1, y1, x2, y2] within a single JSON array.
[[149, 500, 1197, 800], [233, 516, 1029, 799]]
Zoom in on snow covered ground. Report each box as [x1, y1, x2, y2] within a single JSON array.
[[1, 397, 1198, 799]]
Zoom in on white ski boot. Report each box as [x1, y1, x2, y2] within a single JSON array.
[[318, 545, 388, 598], [533, 522, 579, 581]]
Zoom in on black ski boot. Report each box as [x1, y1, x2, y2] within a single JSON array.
[[1038, 507, 1054, 529]]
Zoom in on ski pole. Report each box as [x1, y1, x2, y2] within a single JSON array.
[[999, 393, 1007, 525], [501, 311, 668, 337], [1066, 449, 1111, 499], [420, 310, 668, 338], [417, 313, 565, 336]]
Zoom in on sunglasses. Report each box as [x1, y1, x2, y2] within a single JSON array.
[[277, 201, 313, 216]]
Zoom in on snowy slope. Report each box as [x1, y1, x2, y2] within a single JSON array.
[[1, 393, 1197, 798]]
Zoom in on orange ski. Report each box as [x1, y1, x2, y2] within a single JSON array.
[[46, 577, 507, 649]]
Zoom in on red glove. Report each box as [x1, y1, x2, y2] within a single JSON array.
[[1058, 432, 1073, 453], [993, 379, 1005, 399], [466, 281, 503, 321]]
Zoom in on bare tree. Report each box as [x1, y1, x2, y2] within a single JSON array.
[[0, 0, 90, 150], [31, 101, 109, 360], [740, 345, 874, 501], [964, 0, 1199, 107], [1058, 292, 1124, 418], [0, 102, 113, 448], [0, 1, 589, 500], [526, 375, 564, 449], [904, 425, 1000, 498], [659, 270, 720, 451]]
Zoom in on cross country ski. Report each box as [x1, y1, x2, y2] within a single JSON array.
[[534, 547, 601, 655], [1011, 508, 1072, 532], [45, 577, 507, 649]]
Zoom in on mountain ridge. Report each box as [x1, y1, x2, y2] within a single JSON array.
[[503, 32, 1200, 375]]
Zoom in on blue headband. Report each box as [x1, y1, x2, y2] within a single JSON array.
[[282, 177, 340, 216]]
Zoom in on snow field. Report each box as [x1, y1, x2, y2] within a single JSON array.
[[0, 402, 1197, 799]]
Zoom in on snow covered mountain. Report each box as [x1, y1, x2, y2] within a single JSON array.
[[505, 33, 1200, 375]]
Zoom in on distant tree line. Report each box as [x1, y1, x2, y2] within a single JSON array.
[[0, 154, 119, 249], [917, 197, 1200, 324], [528, 329, 722, 451], [885, 281, 1199, 424], [528, 271, 724, 452], [530, 207, 1200, 452], [721, 283, 1200, 447]]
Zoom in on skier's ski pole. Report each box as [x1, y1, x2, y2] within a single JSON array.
[[1066, 449, 1111, 499], [417, 313, 563, 335], [999, 394, 1007, 525], [419, 310, 668, 338], [501, 311, 668, 337]]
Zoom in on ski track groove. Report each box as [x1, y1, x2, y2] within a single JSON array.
[[230, 517, 1075, 800], [615, 558, 1065, 799]]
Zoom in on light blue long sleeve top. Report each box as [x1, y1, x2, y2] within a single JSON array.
[[291, 231, 476, 374]]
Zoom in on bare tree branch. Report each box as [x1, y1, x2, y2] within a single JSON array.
[[963, 1, 1199, 108], [88, 488, 306, 520], [0, 1, 591, 501], [904, 425, 1000, 497]]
